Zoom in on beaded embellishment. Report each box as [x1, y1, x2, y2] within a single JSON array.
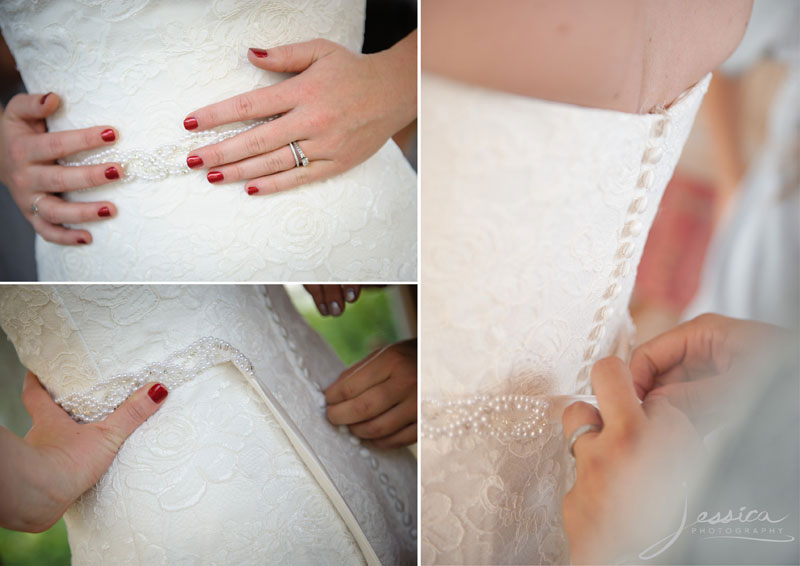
[[421, 394, 550, 440], [57, 116, 279, 183], [55, 336, 255, 423]]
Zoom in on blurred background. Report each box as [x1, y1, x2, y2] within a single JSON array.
[[630, 0, 799, 340], [0, 284, 416, 565]]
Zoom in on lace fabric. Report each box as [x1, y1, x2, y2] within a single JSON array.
[[0, 285, 417, 565], [0, 0, 417, 281], [420, 73, 710, 564]]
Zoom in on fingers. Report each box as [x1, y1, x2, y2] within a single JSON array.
[[323, 286, 345, 317], [30, 216, 92, 246], [326, 373, 405, 426], [22, 126, 119, 162], [349, 397, 416, 440], [204, 146, 297, 184], [5, 92, 61, 121], [303, 285, 328, 315], [183, 84, 292, 132], [591, 357, 643, 429], [247, 39, 335, 74], [325, 346, 390, 405], [28, 163, 123, 193], [372, 423, 417, 449], [246, 159, 336, 196], [21, 372, 72, 425], [343, 285, 361, 304], [35, 195, 116, 224], [96, 383, 168, 451], [304, 285, 360, 316], [190, 119, 300, 169], [562, 401, 603, 442], [643, 376, 728, 434], [562, 401, 602, 463]]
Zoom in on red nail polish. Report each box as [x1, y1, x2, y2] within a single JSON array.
[[104, 166, 119, 180], [247, 186, 258, 195], [40, 92, 51, 105], [101, 129, 116, 142], [186, 155, 203, 168], [184, 117, 198, 130], [148, 383, 168, 403], [250, 48, 268, 58], [207, 171, 224, 183], [77, 238, 88, 244], [98, 206, 111, 217]]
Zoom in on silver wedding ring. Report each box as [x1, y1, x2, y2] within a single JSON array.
[[568, 423, 601, 457], [31, 194, 45, 217], [289, 141, 309, 167]]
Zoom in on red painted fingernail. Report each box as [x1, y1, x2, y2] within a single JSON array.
[[207, 171, 224, 183], [250, 48, 268, 58], [147, 383, 168, 403], [101, 129, 116, 142], [40, 92, 51, 105], [98, 206, 111, 217], [77, 238, 88, 244], [186, 155, 203, 168], [247, 186, 258, 195], [184, 117, 198, 130], [104, 166, 119, 180]]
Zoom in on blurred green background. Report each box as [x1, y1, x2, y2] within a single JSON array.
[[0, 285, 413, 566]]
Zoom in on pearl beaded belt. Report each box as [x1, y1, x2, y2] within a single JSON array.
[[58, 116, 278, 183], [55, 337, 257, 423], [421, 394, 597, 440]]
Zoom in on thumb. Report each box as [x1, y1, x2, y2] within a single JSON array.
[[22, 371, 73, 424], [5, 92, 61, 121], [247, 39, 335, 73], [95, 383, 168, 450]]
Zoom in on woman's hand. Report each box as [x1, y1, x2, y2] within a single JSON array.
[[183, 32, 416, 196], [325, 339, 417, 448], [303, 284, 361, 317], [562, 358, 704, 564], [0, 373, 168, 533], [629, 313, 785, 434], [0, 93, 123, 245]]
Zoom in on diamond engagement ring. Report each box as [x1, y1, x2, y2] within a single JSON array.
[[568, 423, 601, 457], [30, 194, 45, 217], [290, 141, 309, 167]]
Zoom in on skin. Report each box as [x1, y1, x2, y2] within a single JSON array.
[[303, 284, 361, 317], [326, 339, 417, 448], [0, 94, 122, 245], [423, 0, 752, 114], [561, 314, 786, 563], [184, 33, 416, 195], [0, 31, 416, 242], [0, 373, 167, 533]]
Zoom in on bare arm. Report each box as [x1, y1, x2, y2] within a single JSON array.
[[423, 0, 752, 113]]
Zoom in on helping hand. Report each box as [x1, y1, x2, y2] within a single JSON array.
[[325, 339, 417, 448]]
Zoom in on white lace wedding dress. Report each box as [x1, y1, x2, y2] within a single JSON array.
[[420, 73, 710, 564], [0, 0, 416, 281], [0, 285, 417, 565]]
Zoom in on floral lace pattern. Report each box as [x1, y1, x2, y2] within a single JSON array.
[[0, 285, 417, 565], [420, 73, 710, 564], [0, 0, 417, 281]]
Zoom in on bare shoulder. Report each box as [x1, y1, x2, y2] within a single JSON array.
[[642, 0, 752, 112], [422, 0, 752, 113]]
